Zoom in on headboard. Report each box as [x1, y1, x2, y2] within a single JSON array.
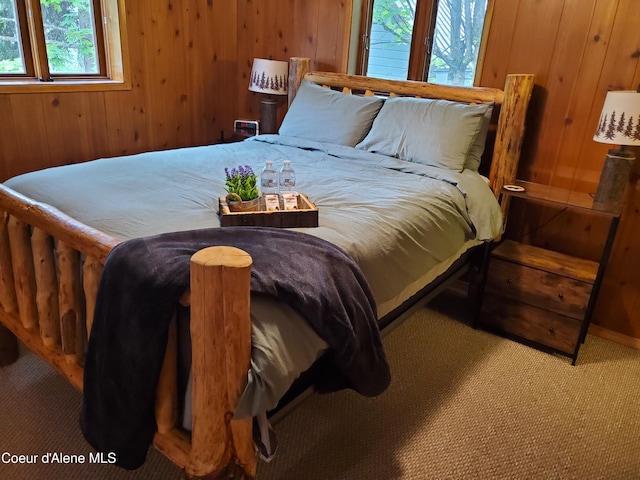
[[286, 57, 534, 204]]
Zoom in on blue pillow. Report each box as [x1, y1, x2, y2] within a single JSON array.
[[355, 96, 492, 172], [279, 80, 384, 147]]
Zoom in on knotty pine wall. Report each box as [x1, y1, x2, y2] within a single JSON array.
[[0, 0, 638, 341]]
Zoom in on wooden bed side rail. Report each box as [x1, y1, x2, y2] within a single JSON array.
[[0, 213, 96, 387], [0, 184, 120, 262], [0, 184, 120, 362]]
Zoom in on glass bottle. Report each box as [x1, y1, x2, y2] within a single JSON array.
[[279, 160, 296, 191], [261, 160, 279, 195]]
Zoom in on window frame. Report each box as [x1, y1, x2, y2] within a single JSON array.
[[0, 0, 130, 93], [356, 0, 492, 86]]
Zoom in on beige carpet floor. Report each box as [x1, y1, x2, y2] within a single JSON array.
[[1, 291, 639, 480]]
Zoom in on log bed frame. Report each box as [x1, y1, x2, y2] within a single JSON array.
[[0, 57, 534, 479]]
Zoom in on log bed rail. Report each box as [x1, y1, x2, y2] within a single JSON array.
[[0, 56, 534, 479]]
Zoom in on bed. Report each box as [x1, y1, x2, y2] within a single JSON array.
[[0, 57, 534, 479]]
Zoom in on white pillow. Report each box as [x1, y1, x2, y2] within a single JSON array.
[[279, 80, 384, 147], [355, 96, 492, 172]]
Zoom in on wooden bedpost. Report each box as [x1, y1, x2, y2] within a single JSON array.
[[288, 57, 310, 107], [489, 73, 535, 201], [185, 246, 255, 480]]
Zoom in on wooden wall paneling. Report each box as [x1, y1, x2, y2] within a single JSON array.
[[315, 0, 352, 73], [262, 0, 278, 59], [39, 93, 73, 168], [272, 0, 297, 126], [102, 87, 150, 157], [183, 4, 203, 144], [102, 90, 128, 156], [106, 2, 152, 156], [211, 1, 239, 141], [570, 0, 640, 193], [0, 96, 20, 181], [86, 94, 112, 161], [501, 0, 564, 88], [54, 93, 108, 164], [235, 1, 258, 125], [534, 0, 598, 191], [335, 0, 354, 72], [157, 2, 191, 150], [243, 0, 267, 124], [139, 1, 183, 150], [276, 0, 296, 59], [301, 1, 320, 69], [136, 0, 159, 149], [7, 95, 51, 177], [500, 0, 565, 184], [190, 2, 224, 145], [290, 1, 311, 62], [477, 0, 520, 87], [184, 0, 235, 144], [552, 0, 618, 191], [260, 0, 287, 128], [314, 1, 340, 71]]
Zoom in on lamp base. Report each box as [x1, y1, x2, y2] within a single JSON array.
[[593, 149, 635, 206], [260, 97, 278, 135]]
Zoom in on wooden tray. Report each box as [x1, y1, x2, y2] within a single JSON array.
[[218, 193, 318, 228]]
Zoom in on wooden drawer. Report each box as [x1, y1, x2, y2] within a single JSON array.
[[480, 295, 581, 355], [492, 240, 598, 283], [486, 258, 592, 319]]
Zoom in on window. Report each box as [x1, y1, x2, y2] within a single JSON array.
[[357, 0, 490, 86], [0, 0, 127, 91]]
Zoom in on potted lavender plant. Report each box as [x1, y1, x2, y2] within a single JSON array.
[[224, 165, 260, 212]]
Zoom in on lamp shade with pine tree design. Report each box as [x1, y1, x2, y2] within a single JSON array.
[[594, 91, 640, 146], [248, 58, 288, 96]]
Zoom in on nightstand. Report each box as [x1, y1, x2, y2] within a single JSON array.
[[477, 180, 621, 365]]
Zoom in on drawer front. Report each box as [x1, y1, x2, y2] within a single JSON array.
[[481, 295, 581, 355], [486, 258, 592, 319]]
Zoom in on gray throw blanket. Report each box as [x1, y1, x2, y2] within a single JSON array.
[[80, 227, 390, 470]]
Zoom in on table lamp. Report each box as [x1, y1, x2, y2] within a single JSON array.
[[593, 89, 640, 205], [248, 58, 288, 134]]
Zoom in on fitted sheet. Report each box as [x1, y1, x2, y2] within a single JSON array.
[[5, 135, 502, 416]]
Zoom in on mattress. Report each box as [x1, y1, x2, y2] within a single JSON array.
[[5, 134, 503, 418]]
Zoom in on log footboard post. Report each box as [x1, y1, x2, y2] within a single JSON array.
[[185, 246, 255, 480]]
